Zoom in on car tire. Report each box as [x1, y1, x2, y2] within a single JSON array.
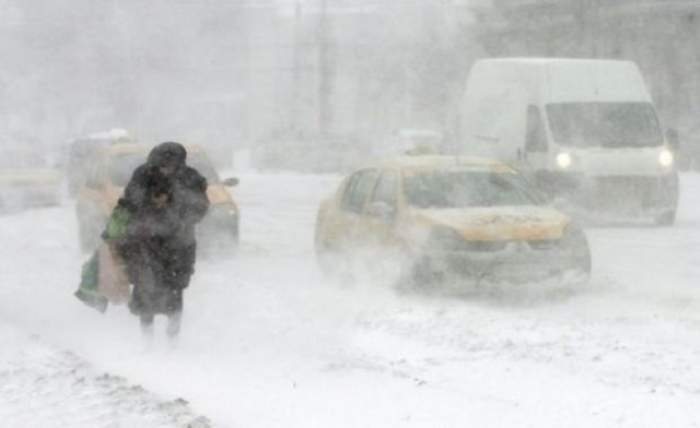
[[314, 233, 335, 276], [397, 255, 443, 291], [77, 205, 104, 253], [78, 219, 97, 253], [560, 224, 591, 286]]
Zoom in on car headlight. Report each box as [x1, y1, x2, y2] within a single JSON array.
[[658, 149, 674, 167], [556, 152, 573, 169]]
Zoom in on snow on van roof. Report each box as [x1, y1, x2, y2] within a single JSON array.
[[471, 57, 651, 103], [480, 57, 633, 65]]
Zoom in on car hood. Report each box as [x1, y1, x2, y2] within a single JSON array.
[[206, 184, 234, 206], [0, 168, 62, 186], [412, 206, 570, 241]]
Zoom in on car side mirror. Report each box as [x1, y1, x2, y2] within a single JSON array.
[[666, 128, 680, 151], [222, 177, 239, 186], [367, 201, 396, 222]]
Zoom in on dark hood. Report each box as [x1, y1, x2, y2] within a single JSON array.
[[147, 142, 187, 169]]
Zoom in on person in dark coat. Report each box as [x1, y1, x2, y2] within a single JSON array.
[[114, 142, 209, 338]]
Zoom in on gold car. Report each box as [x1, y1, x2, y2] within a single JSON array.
[[76, 143, 239, 252], [315, 155, 591, 286]]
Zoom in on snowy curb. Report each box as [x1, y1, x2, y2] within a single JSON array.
[[0, 324, 213, 428]]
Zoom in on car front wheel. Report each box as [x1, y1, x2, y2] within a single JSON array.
[[561, 224, 591, 285]]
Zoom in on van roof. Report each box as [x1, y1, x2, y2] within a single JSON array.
[[471, 58, 651, 103], [479, 57, 633, 66]]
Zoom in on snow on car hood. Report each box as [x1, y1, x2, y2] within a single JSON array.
[[413, 206, 570, 241]]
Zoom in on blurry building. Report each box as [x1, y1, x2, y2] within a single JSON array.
[[252, 1, 480, 144]]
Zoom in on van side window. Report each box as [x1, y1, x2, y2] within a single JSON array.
[[341, 170, 378, 214], [525, 105, 547, 153]]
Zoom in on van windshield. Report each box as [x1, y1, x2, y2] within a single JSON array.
[[404, 171, 539, 209], [546, 102, 663, 148]]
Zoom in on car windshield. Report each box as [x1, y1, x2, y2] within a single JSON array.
[[109, 153, 147, 186], [404, 171, 537, 209], [109, 152, 220, 187], [187, 153, 220, 183], [546, 102, 663, 148]]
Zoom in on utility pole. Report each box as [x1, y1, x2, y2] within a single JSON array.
[[317, 0, 331, 137], [291, 0, 302, 135], [577, 0, 599, 57]]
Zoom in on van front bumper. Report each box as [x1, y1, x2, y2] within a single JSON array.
[[545, 171, 678, 217]]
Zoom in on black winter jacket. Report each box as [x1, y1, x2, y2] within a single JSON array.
[[114, 142, 209, 316]]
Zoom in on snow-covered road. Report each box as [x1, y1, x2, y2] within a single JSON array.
[[1, 173, 700, 427]]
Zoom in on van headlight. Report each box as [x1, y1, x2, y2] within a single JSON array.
[[658, 149, 674, 167], [556, 152, 573, 169]]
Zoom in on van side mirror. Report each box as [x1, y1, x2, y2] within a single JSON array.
[[666, 128, 680, 151], [222, 177, 239, 187]]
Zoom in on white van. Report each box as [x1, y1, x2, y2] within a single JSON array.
[[459, 58, 679, 225]]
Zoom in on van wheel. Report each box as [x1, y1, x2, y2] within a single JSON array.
[[575, 239, 592, 277], [654, 210, 676, 226]]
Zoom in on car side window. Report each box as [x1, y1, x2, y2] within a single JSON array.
[[525, 105, 547, 153], [340, 173, 362, 211], [341, 169, 378, 214], [370, 171, 399, 209]]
